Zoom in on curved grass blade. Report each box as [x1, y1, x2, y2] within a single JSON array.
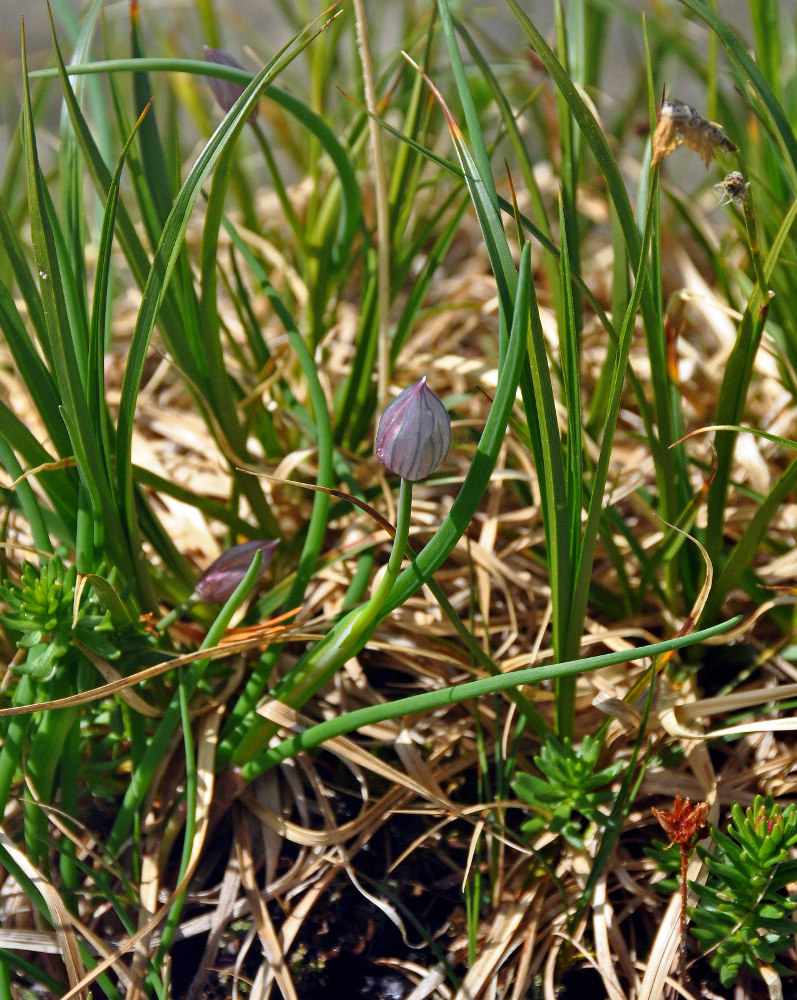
[[35, 55, 360, 273], [20, 22, 135, 583], [243, 616, 740, 778]]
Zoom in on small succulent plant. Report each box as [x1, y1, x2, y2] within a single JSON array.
[[0, 557, 130, 681], [512, 733, 623, 850], [689, 796, 797, 987]]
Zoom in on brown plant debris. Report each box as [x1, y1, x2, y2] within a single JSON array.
[[714, 170, 750, 207], [652, 794, 710, 989], [652, 98, 738, 167]]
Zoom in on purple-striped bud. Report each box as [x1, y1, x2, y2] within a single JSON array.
[[203, 46, 259, 123], [375, 378, 451, 481], [194, 539, 278, 603]]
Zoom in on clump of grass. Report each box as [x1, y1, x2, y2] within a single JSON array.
[[0, 1, 796, 999]]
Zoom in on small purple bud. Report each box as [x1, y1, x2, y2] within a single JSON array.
[[375, 378, 451, 481], [194, 539, 278, 604], [203, 46, 259, 124]]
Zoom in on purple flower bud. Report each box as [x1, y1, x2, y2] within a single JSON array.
[[203, 46, 259, 124], [194, 539, 278, 604], [375, 378, 451, 481]]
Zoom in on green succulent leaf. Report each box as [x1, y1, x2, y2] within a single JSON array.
[[512, 733, 620, 851], [687, 796, 797, 986]]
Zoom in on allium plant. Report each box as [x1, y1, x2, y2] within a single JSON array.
[[226, 378, 452, 769], [512, 733, 623, 850]]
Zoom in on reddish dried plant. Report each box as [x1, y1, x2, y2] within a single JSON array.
[[652, 794, 709, 986]]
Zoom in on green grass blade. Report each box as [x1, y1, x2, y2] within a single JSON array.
[[0, 277, 72, 460], [20, 26, 134, 579], [54, 0, 103, 336], [705, 188, 797, 574], [215, 215, 335, 756], [87, 104, 150, 474], [525, 228, 573, 732], [0, 194, 48, 345], [435, 0, 498, 210], [114, 31, 326, 576], [711, 454, 797, 615], [506, 0, 687, 537], [0, 435, 53, 555], [128, 0, 174, 229], [382, 242, 531, 616], [573, 172, 658, 644]]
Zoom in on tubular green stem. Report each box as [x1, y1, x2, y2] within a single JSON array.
[[240, 616, 741, 781], [229, 478, 414, 765], [735, 154, 768, 302]]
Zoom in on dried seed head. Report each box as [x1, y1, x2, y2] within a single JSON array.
[[375, 378, 451, 481], [194, 539, 278, 603], [652, 98, 737, 168], [714, 171, 749, 207], [203, 46, 259, 123], [652, 793, 709, 846]]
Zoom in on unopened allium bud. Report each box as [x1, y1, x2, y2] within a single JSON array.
[[194, 539, 278, 604], [375, 378, 451, 481], [203, 46, 259, 123]]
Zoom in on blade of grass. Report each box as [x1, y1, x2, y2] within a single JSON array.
[[703, 179, 797, 590], [506, 0, 688, 567], [20, 23, 136, 588], [215, 214, 334, 757], [113, 24, 337, 587], [525, 208, 573, 733]]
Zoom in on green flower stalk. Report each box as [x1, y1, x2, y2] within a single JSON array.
[[235, 379, 451, 771]]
